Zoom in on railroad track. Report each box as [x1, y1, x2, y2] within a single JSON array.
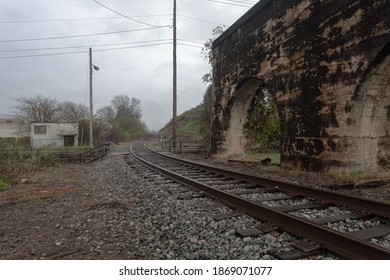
[[128, 143, 390, 260]]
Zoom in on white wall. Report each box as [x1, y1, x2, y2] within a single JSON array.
[[0, 116, 24, 138], [31, 123, 79, 148]]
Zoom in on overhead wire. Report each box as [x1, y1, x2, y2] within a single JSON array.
[[0, 39, 174, 53], [0, 40, 206, 60], [228, 0, 257, 4], [0, 14, 226, 27], [0, 14, 173, 24], [0, 17, 123, 24], [0, 38, 203, 53], [0, 42, 173, 60], [208, 0, 252, 8], [177, 14, 224, 26], [177, 43, 203, 49], [0, 1, 240, 60], [0, 26, 166, 43], [91, 0, 170, 28]]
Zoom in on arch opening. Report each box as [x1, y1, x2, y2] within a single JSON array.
[[246, 87, 281, 159], [220, 78, 281, 164]]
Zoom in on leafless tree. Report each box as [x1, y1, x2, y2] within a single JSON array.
[[12, 95, 60, 132], [58, 101, 88, 123], [96, 105, 115, 124]]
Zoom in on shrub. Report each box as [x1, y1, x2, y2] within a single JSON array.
[[0, 180, 6, 191], [378, 156, 390, 169]]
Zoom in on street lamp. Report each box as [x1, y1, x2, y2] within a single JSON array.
[[89, 48, 99, 148]]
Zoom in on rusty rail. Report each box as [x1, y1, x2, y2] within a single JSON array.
[[146, 145, 390, 218], [131, 144, 390, 259]]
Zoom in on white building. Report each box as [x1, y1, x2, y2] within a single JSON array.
[[0, 115, 25, 138], [31, 123, 79, 148]]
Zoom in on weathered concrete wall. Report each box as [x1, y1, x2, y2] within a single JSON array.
[[211, 0, 390, 171], [31, 123, 79, 148]]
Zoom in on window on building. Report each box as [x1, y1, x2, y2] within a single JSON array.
[[34, 125, 47, 135]]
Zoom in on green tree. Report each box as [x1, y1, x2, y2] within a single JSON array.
[[201, 25, 225, 84], [247, 88, 280, 152], [198, 85, 213, 144], [95, 95, 147, 143]]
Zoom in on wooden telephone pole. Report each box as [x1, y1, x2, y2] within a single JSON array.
[[89, 48, 93, 148], [172, 0, 177, 151]]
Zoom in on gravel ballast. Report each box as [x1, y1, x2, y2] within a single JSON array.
[[94, 151, 339, 260], [2, 148, 388, 260]]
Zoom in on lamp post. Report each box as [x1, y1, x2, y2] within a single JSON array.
[[89, 48, 99, 147]]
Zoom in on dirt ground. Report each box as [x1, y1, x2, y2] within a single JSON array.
[[0, 144, 389, 260], [0, 163, 113, 259]]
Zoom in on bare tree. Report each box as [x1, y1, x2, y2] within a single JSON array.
[[111, 95, 141, 119], [58, 101, 88, 123], [12, 95, 60, 132], [96, 105, 115, 124]]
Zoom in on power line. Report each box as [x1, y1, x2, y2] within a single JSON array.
[[177, 43, 203, 49], [91, 0, 169, 28], [0, 43, 173, 60], [177, 39, 204, 45], [208, 0, 252, 8], [0, 14, 225, 26], [0, 26, 167, 43], [228, 0, 257, 4], [0, 14, 173, 24], [0, 39, 202, 54], [0, 39, 173, 53], [177, 14, 224, 26], [93, 43, 172, 52], [0, 17, 122, 24]]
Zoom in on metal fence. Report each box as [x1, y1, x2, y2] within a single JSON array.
[[0, 142, 112, 163], [160, 140, 209, 154]]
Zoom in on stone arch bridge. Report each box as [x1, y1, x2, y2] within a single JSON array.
[[211, 0, 390, 171]]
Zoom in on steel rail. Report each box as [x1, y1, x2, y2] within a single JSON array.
[[145, 146, 390, 218], [131, 145, 390, 259]]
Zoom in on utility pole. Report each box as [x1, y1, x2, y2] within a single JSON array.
[[89, 47, 93, 148], [172, 0, 177, 151]]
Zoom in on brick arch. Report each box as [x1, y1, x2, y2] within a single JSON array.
[[345, 43, 390, 170], [219, 78, 265, 158], [211, 0, 390, 171]]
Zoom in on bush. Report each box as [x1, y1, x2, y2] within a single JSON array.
[[0, 152, 58, 184], [0, 180, 6, 191], [378, 156, 390, 169]]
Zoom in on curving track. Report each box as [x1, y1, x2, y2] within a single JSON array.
[[128, 143, 390, 260]]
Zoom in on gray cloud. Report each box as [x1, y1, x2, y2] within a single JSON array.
[[0, 0, 253, 130]]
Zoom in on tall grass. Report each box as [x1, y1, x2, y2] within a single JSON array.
[[0, 152, 59, 184]]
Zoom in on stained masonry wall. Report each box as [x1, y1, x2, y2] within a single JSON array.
[[211, 0, 390, 171]]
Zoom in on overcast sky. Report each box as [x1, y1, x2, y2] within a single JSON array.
[[0, 0, 256, 131]]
